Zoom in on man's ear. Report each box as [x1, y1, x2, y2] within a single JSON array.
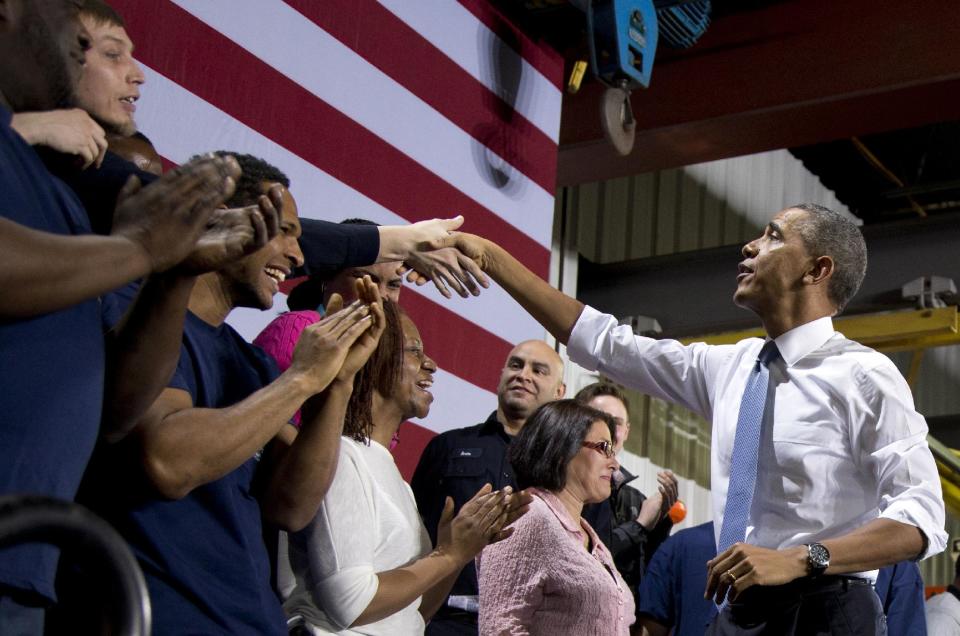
[[555, 381, 567, 399], [804, 255, 834, 287]]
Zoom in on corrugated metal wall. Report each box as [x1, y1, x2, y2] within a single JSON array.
[[557, 147, 958, 585], [564, 149, 853, 264]]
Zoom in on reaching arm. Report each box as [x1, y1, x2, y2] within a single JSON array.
[[445, 232, 583, 342]]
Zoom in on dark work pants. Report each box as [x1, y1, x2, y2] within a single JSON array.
[[707, 576, 887, 636]]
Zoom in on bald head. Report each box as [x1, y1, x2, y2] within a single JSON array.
[[496, 340, 566, 430]]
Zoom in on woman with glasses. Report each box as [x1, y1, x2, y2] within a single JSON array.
[[477, 399, 635, 635]]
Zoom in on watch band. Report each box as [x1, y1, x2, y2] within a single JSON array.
[[805, 542, 830, 577]]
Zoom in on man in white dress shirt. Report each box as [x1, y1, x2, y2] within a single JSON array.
[[441, 203, 946, 635]]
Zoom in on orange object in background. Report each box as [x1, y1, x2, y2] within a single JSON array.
[[668, 500, 687, 524]]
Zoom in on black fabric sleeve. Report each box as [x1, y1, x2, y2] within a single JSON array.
[[44, 149, 159, 235], [297, 219, 380, 276], [610, 518, 649, 561]]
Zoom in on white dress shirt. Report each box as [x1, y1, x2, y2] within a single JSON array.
[[284, 436, 433, 635], [568, 306, 947, 578]]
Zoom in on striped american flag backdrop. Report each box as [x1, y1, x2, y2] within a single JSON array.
[[110, 0, 564, 478]]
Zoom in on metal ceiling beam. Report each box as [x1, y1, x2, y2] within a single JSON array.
[[558, 0, 960, 185]]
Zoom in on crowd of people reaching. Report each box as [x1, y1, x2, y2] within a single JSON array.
[[1, 1, 951, 635]]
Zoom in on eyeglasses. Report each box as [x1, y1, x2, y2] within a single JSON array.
[[582, 440, 616, 459]]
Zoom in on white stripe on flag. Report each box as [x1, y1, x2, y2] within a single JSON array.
[[377, 0, 562, 142], [169, 0, 556, 248], [136, 68, 547, 348]]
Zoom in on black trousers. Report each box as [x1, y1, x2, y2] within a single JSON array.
[[426, 610, 479, 636], [707, 576, 886, 636]]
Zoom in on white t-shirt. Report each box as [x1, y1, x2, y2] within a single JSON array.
[[283, 436, 433, 635]]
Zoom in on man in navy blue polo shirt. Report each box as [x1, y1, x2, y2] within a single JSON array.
[[0, 2, 274, 633], [86, 150, 485, 634]]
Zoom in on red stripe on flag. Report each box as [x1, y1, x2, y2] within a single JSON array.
[[456, 0, 566, 91], [400, 291, 511, 396], [112, 0, 550, 278], [285, 0, 558, 194]]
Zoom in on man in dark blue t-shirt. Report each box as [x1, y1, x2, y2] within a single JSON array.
[[89, 150, 483, 634], [0, 2, 271, 632]]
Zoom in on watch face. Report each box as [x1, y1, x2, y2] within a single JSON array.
[[809, 543, 830, 567]]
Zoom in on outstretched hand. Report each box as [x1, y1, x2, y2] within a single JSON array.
[[381, 216, 490, 299], [111, 153, 242, 273], [403, 245, 489, 298]]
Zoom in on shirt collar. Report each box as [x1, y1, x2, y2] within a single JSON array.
[[532, 487, 584, 535], [771, 315, 835, 367]]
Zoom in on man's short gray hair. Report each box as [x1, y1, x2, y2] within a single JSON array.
[[790, 203, 867, 313]]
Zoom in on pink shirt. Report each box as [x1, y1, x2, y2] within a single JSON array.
[[477, 488, 635, 635], [253, 310, 321, 427]]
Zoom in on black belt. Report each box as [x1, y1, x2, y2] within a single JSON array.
[[727, 575, 873, 622]]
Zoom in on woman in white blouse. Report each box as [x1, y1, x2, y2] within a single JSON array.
[[284, 302, 524, 635]]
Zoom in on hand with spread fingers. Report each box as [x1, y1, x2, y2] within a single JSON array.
[[489, 488, 533, 543], [637, 470, 680, 529], [287, 295, 377, 395], [704, 542, 808, 604], [328, 276, 386, 382], [437, 484, 517, 566], [176, 183, 282, 274], [11, 108, 108, 169], [403, 245, 490, 298], [111, 153, 244, 273], [379, 215, 490, 299]]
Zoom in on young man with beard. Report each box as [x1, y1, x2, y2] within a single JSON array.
[[0, 1, 277, 632], [441, 204, 946, 635], [411, 339, 566, 635]]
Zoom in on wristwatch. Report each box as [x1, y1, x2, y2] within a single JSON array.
[[805, 542, 830, 577]]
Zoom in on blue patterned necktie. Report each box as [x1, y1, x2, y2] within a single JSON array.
[[717, 340, 780, 556]]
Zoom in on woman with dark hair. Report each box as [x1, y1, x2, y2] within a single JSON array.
[[283, 303, 528, 635], [477, 399, 635, 635]]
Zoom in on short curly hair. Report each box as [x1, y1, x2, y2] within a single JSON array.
[[509, 400, 616, 492], [193, 151, 290, 208]]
